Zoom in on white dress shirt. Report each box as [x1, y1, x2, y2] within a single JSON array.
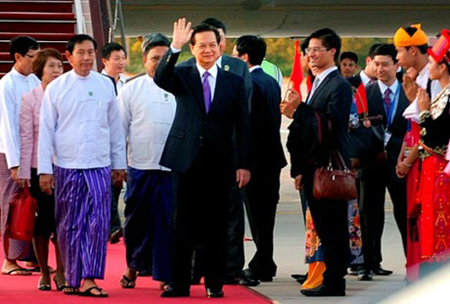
[[0, 67, 40, 168], [101, 69, 129, 92], [117, 74, 176, 170], [359, 70, 372, 87], [38, 70, 126, 174], [403, 63, 441, 122]]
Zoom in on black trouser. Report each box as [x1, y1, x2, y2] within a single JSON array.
[[359, 162, 407, 271], [191, 182, 245, 280], [110, 183, 123, 234], [303, 168, 349, 290], [170, 158, 230, 291], [244, 167, 281, 278]]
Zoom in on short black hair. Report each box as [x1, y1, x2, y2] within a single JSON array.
[[9, 36, 39, 62], [101, 42, 126, 59], [405, 44, 429, 55], [190, 24, 220, 46], [142, 33, 170, 55], [373, 44, 398, 63], [66, 34, 97, 54], [201, 17, 227, 34], [300, 38, 309, 55], [368, 43, 382, 59], [340, 51, 358, 64], [308, 28, 341, 61], [235, 35, 266, 66]]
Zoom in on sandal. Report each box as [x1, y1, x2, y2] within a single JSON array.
[[79, 286, 108, 298], [1, 268, 32, 276], [120, 275, 136, 288], [38, 275, 51, 291], [53, 276, 66, 291], [159, 281, 170, 291]]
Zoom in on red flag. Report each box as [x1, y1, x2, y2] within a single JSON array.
[[354, 82, 368, 115], [289, 40, 303, 99]]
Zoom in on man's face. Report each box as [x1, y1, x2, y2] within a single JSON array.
[[374, 55, 398, 84], [67, 40, 95, 77], [143, 45, 169, 78], [15, 48, 39, 76], [340, 58, 357, 77], [395, 46, 414, 70], [307, 38, 335, 71], [364, 56, 377, 79], [103, 50, 126, 76], [190, 31, 220, 69], [217, 28, 226, 53]]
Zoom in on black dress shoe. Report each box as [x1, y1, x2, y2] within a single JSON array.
[[357, 269, 374, 281], [160, 286, 190, 297], [239, 269, 260, 286], [291, 274, 307, 284], [224, 276, 239, 285], [300, 284, 345, 297], [373, 266, 393, 276], [207, 288, 224, 298]]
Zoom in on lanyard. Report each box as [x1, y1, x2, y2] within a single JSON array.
[[385, 84, 400, 129]]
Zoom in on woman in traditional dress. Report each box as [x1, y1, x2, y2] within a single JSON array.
[[18, 49, 65, 291], [416, 29, 450, 275]]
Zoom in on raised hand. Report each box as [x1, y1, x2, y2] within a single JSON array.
[[172, 18, 193, 50], [417, 88, 430, 112], [402, 74, 419, 103]]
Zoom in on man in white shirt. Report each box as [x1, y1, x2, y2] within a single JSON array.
[[0, 36, 40, 276], [117, 33, 175, 289], [38, 34, 126, 297], [100, 42, 129, 244]]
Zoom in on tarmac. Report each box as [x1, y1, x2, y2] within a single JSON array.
[[240, 116, 409, 304]]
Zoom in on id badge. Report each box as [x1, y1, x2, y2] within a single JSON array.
[[384, 131, 392, 147]]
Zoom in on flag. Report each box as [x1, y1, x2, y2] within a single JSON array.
[[289, 40, 303, 98]]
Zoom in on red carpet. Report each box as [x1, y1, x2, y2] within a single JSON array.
[[0, 240, 273, 304]]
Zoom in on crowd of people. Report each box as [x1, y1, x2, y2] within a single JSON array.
[[0, 16, 449, 299]]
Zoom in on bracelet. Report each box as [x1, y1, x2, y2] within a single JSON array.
[[403, 160, 412, 167]]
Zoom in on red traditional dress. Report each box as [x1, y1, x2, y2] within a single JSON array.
[[418, 86, 450, 263]]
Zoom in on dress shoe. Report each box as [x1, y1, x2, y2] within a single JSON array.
[[357, 269, 374, 281], [300, 284, 345, 297], [224, 276, 239, 285], [373, 266, 393, 276], [239, 269, 260, 286], [206, 288, 224, 298], [160, 286, 190, 297], [348, 265, 362, 276], [109, 228, 123, 244], [291, 273, 307, 284]]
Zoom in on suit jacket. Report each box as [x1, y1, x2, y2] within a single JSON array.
[[179, 54, 253, 111], [360, 81, 409, 179], [305, 70, 352, 171], [250, 68, 286, 170], [154, 49, 251, 173]]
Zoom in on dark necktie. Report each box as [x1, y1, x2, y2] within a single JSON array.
[[203, 71, 211, 113], [383, 88, 392, 115]]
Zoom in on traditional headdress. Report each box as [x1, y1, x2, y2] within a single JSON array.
[[427, 29, 450, 64], [393, 23, 428, 47]]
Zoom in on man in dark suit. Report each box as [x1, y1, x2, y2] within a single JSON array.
[[286, 28, 352, 297], [154, 19, 251, 298], [358, 44, 409, 280], [232, 35, 287, 285], [178, 17, 252, 284]]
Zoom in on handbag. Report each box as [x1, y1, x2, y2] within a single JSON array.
[[313, 118, 357, 201], [6, 185, 37, 241]]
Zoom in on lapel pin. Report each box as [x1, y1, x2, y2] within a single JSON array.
[[224, 65, 230, 71], [88, 91, 94, 96]]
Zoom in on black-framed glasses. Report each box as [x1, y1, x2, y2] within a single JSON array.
[[24, 54, 35, 59]]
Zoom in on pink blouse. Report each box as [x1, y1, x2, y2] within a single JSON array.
[[19, 85, 44, 179]]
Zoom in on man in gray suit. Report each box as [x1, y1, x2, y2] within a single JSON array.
[[178, 17, 252, 284]]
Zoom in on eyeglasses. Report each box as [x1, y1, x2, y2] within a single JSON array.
[[24, 54, 35, 59], [305, 47, 329, 54]]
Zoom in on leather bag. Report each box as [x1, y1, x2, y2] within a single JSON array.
[[6, 186, 37, 241], [313, 148, 357, 201]]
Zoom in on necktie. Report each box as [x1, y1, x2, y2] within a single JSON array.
[[307, 77, 320, 104], [203, 71, 211, 113], [383, 88, 392, 115]]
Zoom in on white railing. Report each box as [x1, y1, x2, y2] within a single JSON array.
[[74, 0, 86, 34]]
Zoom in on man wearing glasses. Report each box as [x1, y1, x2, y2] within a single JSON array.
[[0, 36, 40, 276]]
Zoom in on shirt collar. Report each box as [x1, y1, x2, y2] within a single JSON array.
[[70, 69, 91, 80], [377, 79, 398, 95], [197, 63, 218, 79], [416, 63, 430, 88], [316, 66, 338, 83], [101, 69, 127, 83], [249, 65, 261, 73], [11, 67, 30, 81], [216, 55, 223, 68], [359, 70, 372, 86]]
